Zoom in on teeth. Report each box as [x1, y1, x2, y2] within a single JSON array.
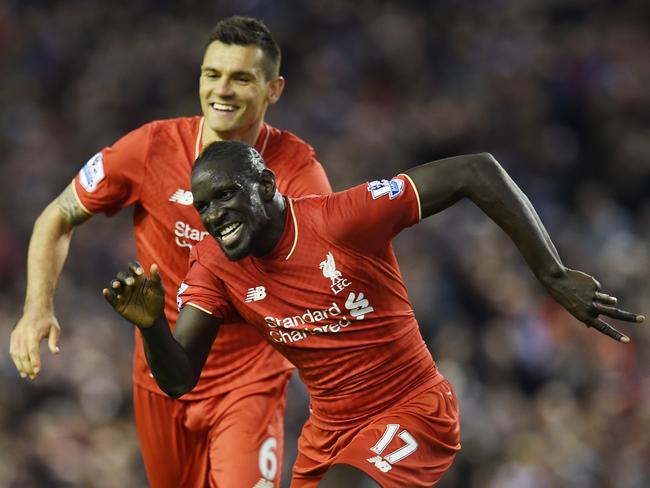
[[219, 223, 241, 237], [212, 103, 236, 111]]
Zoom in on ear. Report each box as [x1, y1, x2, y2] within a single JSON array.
[[259, 169, 278, 201], [266, 76, 285, 105]]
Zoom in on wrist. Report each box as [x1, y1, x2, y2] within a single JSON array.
[[22, 301, 54, 317], [538, 263, 567, 287]]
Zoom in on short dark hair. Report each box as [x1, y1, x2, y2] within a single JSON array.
[[194, 140, 266, 181], [205, 16, 281, 79]]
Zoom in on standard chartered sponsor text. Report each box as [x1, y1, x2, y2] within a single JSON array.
[[264, 302, 352, 344], [175, 220, 209, 248]]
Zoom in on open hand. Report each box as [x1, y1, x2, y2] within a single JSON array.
[[103, 261, 165, 328], [546, 268, 644, 343]]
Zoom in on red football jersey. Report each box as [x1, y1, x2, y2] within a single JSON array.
[[180, 175, 441, 428], [73, 117, 332, 398]]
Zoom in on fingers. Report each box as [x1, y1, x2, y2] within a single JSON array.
[[593, 302, 645, 323], [595, 292, 617, 305], [586, 317, 629, 343], [116, 270, 134, 287], [10, 335, 39, 379], [27, 340, 41, 378], [128, 261, 144, 278], [9, 335, 30, 379]]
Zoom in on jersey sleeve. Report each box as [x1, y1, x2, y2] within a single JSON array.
[[280, 145, 332, 198], [323, 174, 421, 253], [176, 248, 238, 322], [73, 123, 154, 216]]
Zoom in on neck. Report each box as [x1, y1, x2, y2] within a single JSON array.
[[202, 119, 264, 147], [252, 193, 287, 258]]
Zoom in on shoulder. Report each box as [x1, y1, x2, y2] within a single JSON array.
[[144, 116, 202, 140], [263, 125, 317, 167]]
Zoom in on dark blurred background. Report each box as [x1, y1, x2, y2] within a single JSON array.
[[1, 0, 649, 486]]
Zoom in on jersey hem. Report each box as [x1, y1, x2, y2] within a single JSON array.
[[308, 370, 443, 431], [132, 366, 295, 400]]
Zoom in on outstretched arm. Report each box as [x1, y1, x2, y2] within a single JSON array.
[[10, 183, 92, 379], [405, 153, 644, 342], [102, 262, 221, 398]]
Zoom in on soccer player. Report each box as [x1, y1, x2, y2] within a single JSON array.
[[10, 17, 331, 488], [103, 141, 644, 487]]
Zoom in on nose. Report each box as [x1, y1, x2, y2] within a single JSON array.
[[214, 77, 235, 98], [203, 201, 227, 227]]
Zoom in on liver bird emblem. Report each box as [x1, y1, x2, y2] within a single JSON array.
[[319, 252, 342, 285]]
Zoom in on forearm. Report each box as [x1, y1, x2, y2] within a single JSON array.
[[140, 316, 197, 398], [408, 153, 565, 285], [24, 202, 75, 311], [463, 154, 565, 283]]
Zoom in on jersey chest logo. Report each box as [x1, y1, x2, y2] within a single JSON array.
[[169, 189, 194, 205], [319, 252, 350, 295]]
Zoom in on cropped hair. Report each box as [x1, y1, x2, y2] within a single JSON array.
[[205, 16, 281, 79], [194, 140, 266, 181]]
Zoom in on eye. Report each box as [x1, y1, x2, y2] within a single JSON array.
[[218, 189, 235, 200], [234, 75, 253, 84]]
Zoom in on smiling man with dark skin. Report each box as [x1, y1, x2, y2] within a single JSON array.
[[104, 141, 644, 487]]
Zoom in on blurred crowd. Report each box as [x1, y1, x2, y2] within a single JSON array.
[[1, 0, 649, 486]]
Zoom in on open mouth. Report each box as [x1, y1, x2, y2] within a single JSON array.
[[216, 222, 243, 246], [210, 102, 238, 113]]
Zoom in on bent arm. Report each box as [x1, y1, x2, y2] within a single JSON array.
[[141, 306, 221, 398], [26, 184, 92, 307], [10, 183, 92, 378], [405, 153, 643, 341], [406, 153, 563, 284]]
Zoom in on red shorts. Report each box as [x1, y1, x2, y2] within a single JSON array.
[[291, 379, 461, 487], [133, 371, 292, 488]]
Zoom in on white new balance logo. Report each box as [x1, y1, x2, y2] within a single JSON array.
[[169, 189, 193, 205], [245, 286, 266, 302]]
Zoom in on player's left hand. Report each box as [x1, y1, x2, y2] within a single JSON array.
[[544, 268, 644, 343], [102, 261, 165, 329]]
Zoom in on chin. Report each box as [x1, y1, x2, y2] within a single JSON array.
[[219, 242, 251, 261]]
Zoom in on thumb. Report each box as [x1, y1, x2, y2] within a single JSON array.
[[48, 325, 61, 354], [150, 263, 161, 285]]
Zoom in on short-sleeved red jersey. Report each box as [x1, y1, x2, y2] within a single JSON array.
[[180, 175, 442, 428], [73, 116, 332, 398]]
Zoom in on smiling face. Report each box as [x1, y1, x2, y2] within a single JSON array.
[[199, 41, 284, 145], [191, 160, 270, 261]]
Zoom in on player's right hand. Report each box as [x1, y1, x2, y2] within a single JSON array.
[[10, 311, 61, 380], [103, 261, 165, 329]]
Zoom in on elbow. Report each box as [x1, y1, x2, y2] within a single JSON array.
[[465, 152, 501, 183], [469, 152, 498, 170]]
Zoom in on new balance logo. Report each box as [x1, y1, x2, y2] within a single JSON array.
[[245, 286, 266, 302], [169, 189, 193, 205]]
